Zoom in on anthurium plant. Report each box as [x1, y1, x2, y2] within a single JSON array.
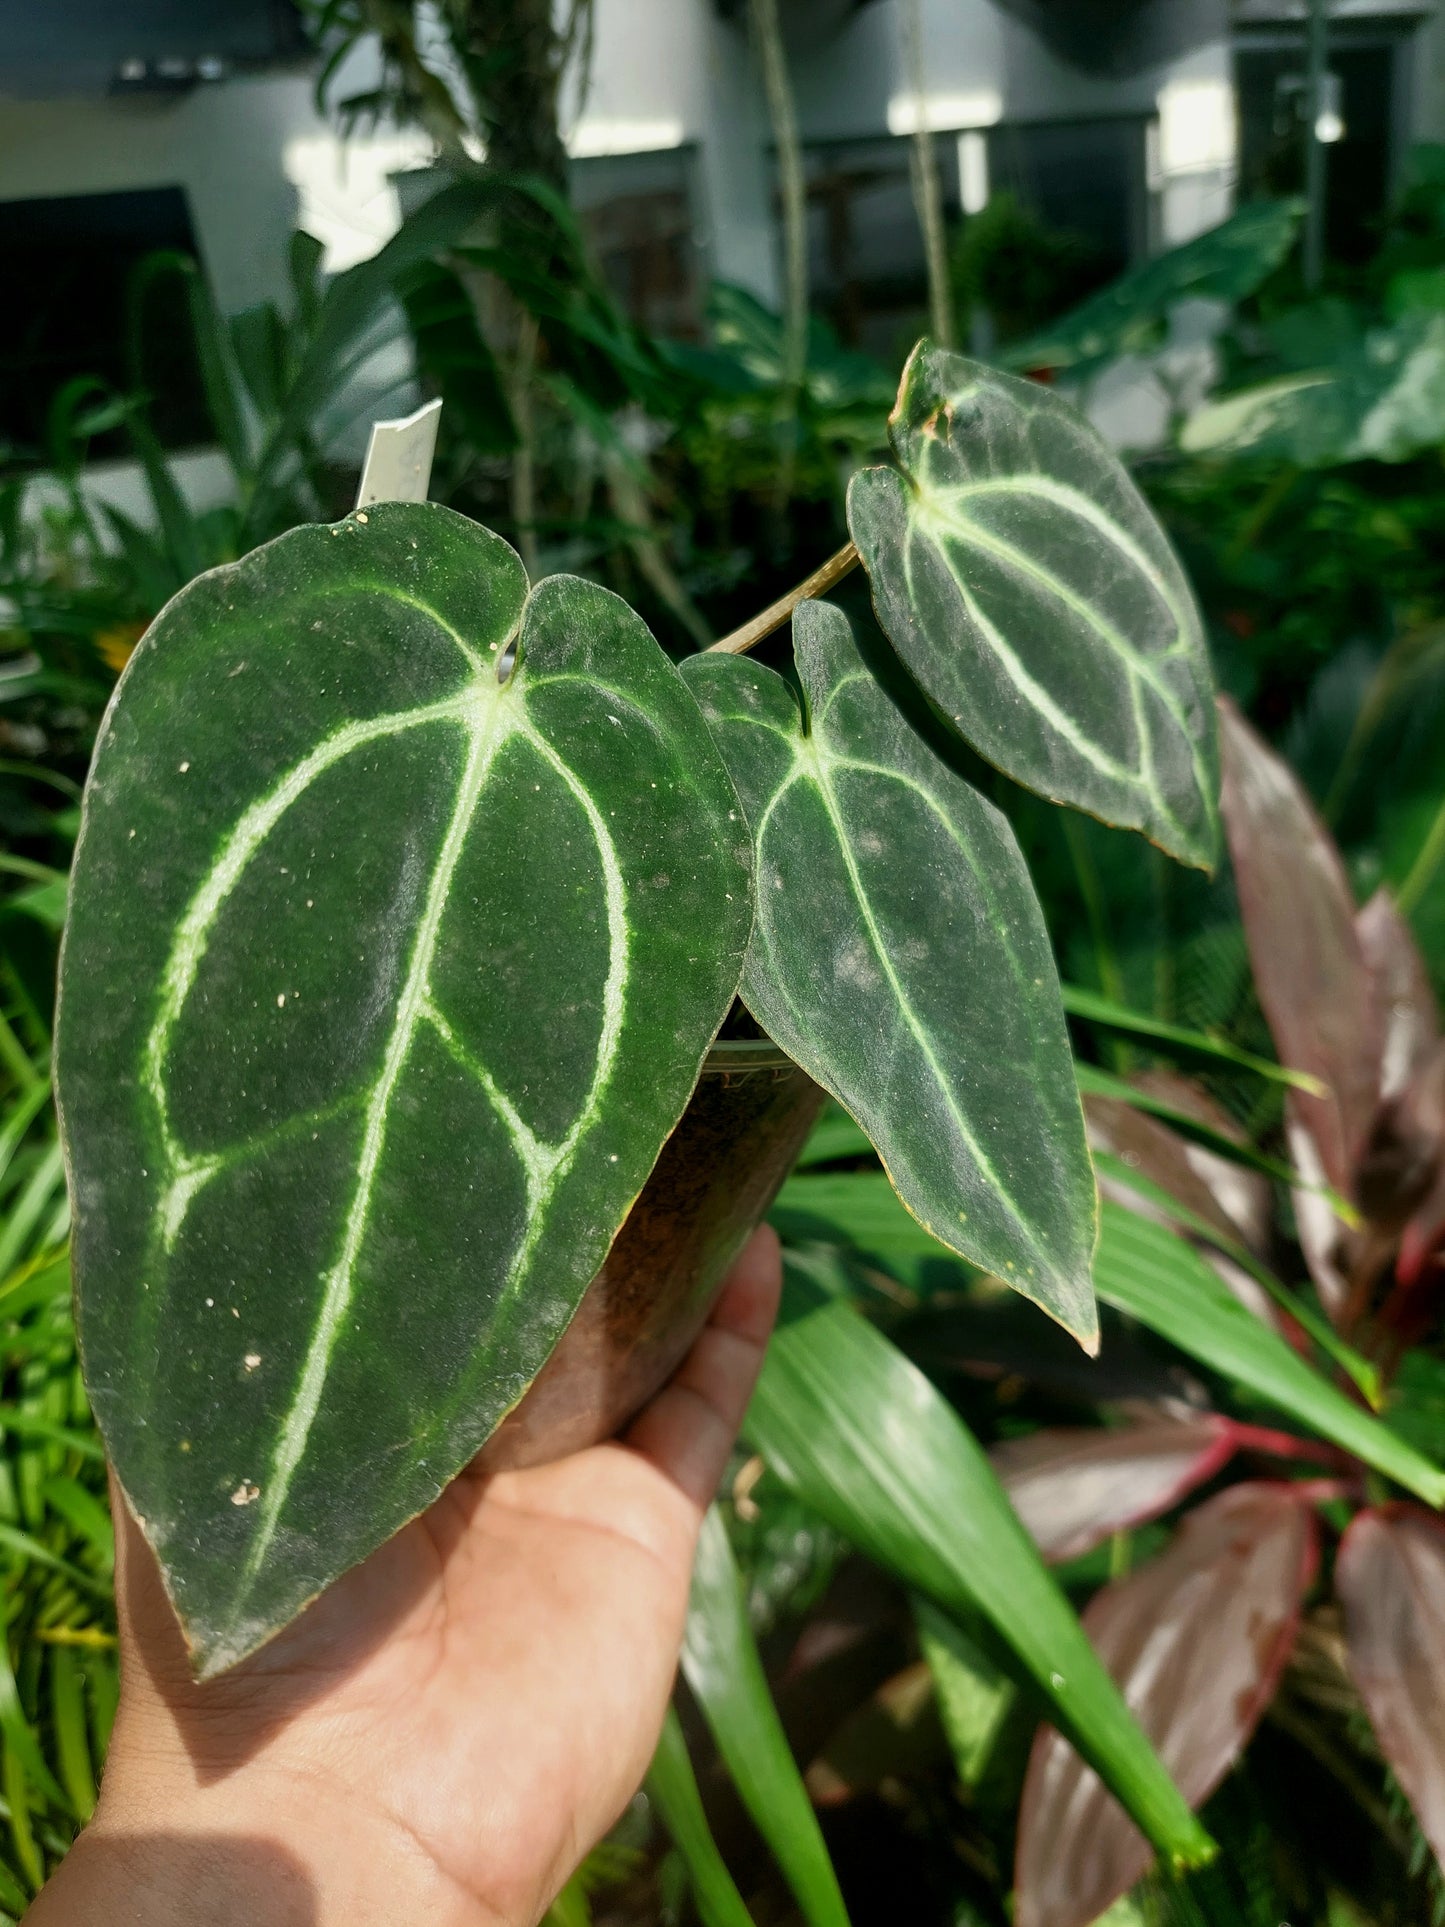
[[770, 703, 1445, 1924], [53, 343, 1220, 1721]]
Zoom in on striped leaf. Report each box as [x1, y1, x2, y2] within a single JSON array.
[[684, 600, 1097, 1344], [56, 502, 753, 1675], [848, 343, 1220, 870]]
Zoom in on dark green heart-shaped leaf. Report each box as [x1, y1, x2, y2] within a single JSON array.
[[684, 599, 1097, 1344], [847, 343, 1220, 870], [56, 501, 752, 1675]]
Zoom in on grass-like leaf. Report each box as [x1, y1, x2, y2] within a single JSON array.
[[683, 1506, 850, 1927], [745, 1258, 1215, 1870]]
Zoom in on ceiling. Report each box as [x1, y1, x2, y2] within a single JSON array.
[[0, 0, 307, 98], [991, 0, 1226, 76]]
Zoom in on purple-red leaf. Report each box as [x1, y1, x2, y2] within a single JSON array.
[[1109, 1068, 1275, 1254], [1357, 889, 1440, 1102], [1338, 1505, 1445, 1875], [1014, 1482, 1317, 1927], [1088, 1093, 1249, 1248], [991, 1418, 1236, 1565], [1218, 698, 1381, 1197], [1359, 1040, 1445, 1250]]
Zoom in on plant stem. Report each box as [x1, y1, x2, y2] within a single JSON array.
[[748, 0, 808, 506], [707, 541, 860, 655], [901, 0, 956, 349], [510, 307, 541, 578], [1302, 0, 1329, 291]]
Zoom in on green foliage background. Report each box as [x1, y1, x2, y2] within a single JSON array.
[[3, 131, 1445, 1927]]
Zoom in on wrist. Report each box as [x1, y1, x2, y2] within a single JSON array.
[[34, 1756, 495, 1927]]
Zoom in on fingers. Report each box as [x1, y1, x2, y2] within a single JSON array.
[[623, 1223, 782, 1514]]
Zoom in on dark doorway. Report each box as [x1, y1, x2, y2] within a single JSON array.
[[1236, 34, 1398, 265], [0, 185, 212, 468]]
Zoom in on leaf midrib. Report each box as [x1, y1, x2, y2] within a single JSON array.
[[751, 728, 1054, 1277], [241, 681, 514, 1589], [905, 456, 1214, 842]]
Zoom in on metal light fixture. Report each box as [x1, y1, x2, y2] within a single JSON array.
[[1315, 71, 1345, 145]]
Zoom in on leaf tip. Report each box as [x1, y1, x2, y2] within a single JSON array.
[[1169, 1820, 1220, 1875]]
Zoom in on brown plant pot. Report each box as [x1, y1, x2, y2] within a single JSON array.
[[478, 1040, 824, 1472]]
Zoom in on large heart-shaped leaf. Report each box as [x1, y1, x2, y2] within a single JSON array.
[[56, 501, 752, 1674], [847, 343, 1220, 870], [684, 599, 1096, 1344]]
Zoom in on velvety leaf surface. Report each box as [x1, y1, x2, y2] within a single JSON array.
[[745, 1256, 1215, 1869], [683, 1508, 851, 1927], [56, 502, 752, 1674], [990, 1419, 1236, 1566], [1218, 697, 1382, 1194], [848, 343, 1220, 868], [1015, 1483, 1317, 1927], [1337, 1505, 1445, 1875], [684, 599, 1097, 1344]]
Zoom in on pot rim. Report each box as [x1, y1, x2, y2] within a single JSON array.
[[701, 1037, 799, 1074]]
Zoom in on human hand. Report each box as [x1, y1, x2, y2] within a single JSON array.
[[30, 1225, 782, 1927]]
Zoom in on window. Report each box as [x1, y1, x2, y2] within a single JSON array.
[[804, 134, 940, 360], [1236, 28, 1403, 265], [0, 186, 212, 467], [987, 116, 1148, 278], [572, 148, 704, 338]]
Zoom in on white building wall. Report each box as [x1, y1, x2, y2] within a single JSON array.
[[0, 0, 1240, 325], [565, 0, 777, 301], [0, 77, 325, 313]]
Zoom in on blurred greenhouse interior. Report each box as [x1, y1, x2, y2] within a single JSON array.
[[4, 2, 1445, 1925]]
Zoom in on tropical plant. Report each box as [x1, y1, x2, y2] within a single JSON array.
[[765, 703, 1445, 1924], [47, 334, 1227, 1921], [6, 136, 1445, 1924]]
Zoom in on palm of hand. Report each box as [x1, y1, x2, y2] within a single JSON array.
[[97, 1229, 782, 1927]]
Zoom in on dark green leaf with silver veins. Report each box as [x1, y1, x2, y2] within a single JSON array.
[[56, 501, 753, 1675], [848, 343, 1221, 870], [684, 600, 1097, 1344]]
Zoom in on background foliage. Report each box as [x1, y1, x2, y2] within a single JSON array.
[[3, 23, 1445, 1916]]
